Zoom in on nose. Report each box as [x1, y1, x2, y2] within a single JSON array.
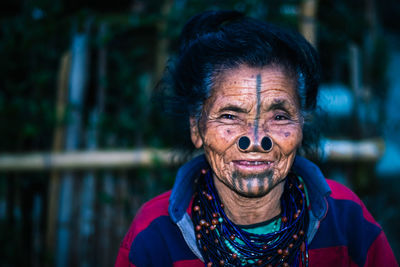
[[237, 135, 273, 152]]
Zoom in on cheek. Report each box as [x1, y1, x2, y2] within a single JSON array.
[[224, 127, 241, 138], [202, 125, 239, 154], [271, 126, 302, 153]]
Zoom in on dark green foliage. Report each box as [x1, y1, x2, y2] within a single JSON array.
[[0, 1, 69, 152]]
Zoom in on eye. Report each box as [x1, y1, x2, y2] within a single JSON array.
[[220, 114, 236, 120], [274, 114, 288, 121]]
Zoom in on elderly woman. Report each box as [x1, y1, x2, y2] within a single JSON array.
[[116, 11, 397, 267]]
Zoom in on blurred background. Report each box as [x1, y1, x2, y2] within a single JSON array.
[[0, 0, 399, 266]]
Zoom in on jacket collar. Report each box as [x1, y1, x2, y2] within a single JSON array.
[[292, 156, 331, 219], [169, 154, 331, 223]]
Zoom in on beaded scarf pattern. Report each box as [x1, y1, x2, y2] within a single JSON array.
[[191, 169, 309, 267]]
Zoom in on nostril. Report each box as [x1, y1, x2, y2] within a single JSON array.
[[261, 136, 273, 151], [238, 136, 251, 150]]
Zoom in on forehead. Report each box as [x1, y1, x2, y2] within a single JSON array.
[[208, 65, 297, 106]]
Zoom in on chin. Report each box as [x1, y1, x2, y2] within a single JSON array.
[[234, 188, 272, 198], [229, 170, 277, 198]]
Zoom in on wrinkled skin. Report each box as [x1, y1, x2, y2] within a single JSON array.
[[190, 65, 303, 224]]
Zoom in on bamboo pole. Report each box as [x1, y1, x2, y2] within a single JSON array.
[[154, 0, 173, 82], [320, 139, 385, 162], [98, 171, 114, 266], [0, 139, 385, 172], [80, 22, 106, 266], [299, 0, 318, 48], [56, 30, 90, 267], [46, 51, 71, 259], [0, 149, 185, 171]]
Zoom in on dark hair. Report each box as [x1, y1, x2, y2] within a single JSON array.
[[157, 10, 321, 155]]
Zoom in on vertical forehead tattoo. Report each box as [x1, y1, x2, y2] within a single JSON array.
[[254, 74, 262, 142]]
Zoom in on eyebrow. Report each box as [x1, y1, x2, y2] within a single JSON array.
[[218, 105, 248, 113], [267, 99, 292, 112]]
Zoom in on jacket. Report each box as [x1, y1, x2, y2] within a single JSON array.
[[115, 155, 398, 267]]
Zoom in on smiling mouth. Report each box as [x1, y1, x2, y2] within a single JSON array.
[[234, 160, 273, 166], [232, 160, 275, 173]]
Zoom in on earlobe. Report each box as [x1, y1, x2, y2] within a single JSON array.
[[190, 117, 203, 149]]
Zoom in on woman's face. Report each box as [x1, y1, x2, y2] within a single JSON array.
[[190, 65, 303, 198]]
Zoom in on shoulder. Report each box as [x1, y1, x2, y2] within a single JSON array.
[[325, 179, 378, 226], [121, 190, 171, 250], [326, 179, 362, 204], [132, 191, 171, 230], [119, 191, 201, 266], [309, 179, 398, 267], [115, 191, 172, 266], [310, 179, 381, 266]]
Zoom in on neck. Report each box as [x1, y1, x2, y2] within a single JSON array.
[[213, 176, 284, 225]]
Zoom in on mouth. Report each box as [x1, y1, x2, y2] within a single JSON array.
[[232, 160, 274, 172], [234, 160, 273, 166]]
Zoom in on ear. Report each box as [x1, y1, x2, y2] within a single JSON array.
[[189, 116, 203, 149]]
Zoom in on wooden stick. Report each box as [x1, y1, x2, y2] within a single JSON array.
[[0, 149, 187, 171], [0, 140, 385, 172], [46, 51, 71, 257], [299, 0, 318, 48], [320, 139, 385, 162], [56, 29, 91, 267]]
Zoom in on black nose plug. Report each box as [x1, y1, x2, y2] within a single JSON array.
[[237, 136, 273, 151], [238, 136, 251, 150], [261, 136, 273, 151]]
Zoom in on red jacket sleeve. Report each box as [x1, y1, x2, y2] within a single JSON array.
[[114, 191, 171, 267], [115, 244, 135, 267], [365, 231, 398, 267]]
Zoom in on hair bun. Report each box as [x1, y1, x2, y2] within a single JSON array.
[[179, 10, 244, 54]]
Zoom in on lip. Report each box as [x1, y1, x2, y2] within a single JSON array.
[[232, 159, 275, 172]]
